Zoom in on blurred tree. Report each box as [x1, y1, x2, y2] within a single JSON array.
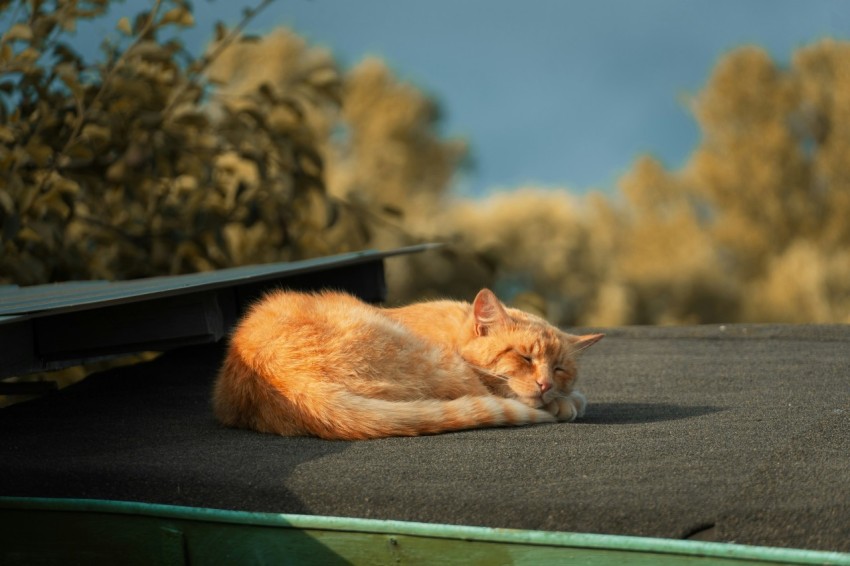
[[0, 0, 367, 286], [612, 156, 740, 324], [685, 42, 850, 323], [328, 58, 465, 223], [404, 39, 850, 326], [325, 57, 469, 301], [688, 46, 810, 277], [2, 0, 848, 327], [438, 188, 602, 323]]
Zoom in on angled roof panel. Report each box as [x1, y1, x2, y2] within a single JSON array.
[[0, 244, 436, 320], [0, 244, 435, 378]]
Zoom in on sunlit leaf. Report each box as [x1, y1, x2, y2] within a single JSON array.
[[57, 64, 84, 99], [159, 7, 195, 28], [168, 107, 209, 128], [50, 174, 80, 195], [0, 190, 14, 214], [5, 23, 34, 42], [132, 40, 172, 62], [117, 17, 132, 36], [307, 67, 339, 88], [17, 226, 41, 243], [81, 123, 111, 147], [0, 125, 14, 143], [60, 14, 77, 33], [14, 46, 41, 65]]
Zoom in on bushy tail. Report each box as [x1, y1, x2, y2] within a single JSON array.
[[212, 359, 555, 440], [304, 393, 555, 440]]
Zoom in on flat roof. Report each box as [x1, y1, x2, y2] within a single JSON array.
[[1, 323, 848, 554]]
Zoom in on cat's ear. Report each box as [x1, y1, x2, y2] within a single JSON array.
[[472, 289, 510, 337], [572, 333, 604, 354]]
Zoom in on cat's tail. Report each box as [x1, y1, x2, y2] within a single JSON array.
[[302, 393, 556, 440], [213, 362, 556, 440]]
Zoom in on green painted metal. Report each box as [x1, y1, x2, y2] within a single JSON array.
[[1, 497, 848, 565]]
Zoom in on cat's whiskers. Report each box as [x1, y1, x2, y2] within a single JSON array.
[[465, 363, 511, 382]]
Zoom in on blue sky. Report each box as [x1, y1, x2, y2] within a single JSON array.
[[74, 0, 850, 196]]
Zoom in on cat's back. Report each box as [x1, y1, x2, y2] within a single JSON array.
[[216, 291, 377, 435], [386, 299, 471, 347], [230, 290, 392, 358], [215, 290, 401, 428]]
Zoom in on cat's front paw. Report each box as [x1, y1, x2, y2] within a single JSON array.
[[544, 391, 587, 422], [568, 390, 587, 419]]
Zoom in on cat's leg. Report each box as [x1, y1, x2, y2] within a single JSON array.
[[543, 390, 587, 422]]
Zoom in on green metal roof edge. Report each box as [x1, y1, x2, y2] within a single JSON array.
[[1, 496, 848, 565]]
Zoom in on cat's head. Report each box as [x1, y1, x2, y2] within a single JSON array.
[[460, 289, 603, 409]]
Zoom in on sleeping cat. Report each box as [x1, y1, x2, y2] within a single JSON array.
[[213, 288, 603, 440]]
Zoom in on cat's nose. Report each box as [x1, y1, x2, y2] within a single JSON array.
[[538, 380, 552, 393]]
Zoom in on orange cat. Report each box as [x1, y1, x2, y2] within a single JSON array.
[[213, 288, 603, 440]]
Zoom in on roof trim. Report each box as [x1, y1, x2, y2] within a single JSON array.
[[0, 244, 436, 379], [0, 244, 439, 322]]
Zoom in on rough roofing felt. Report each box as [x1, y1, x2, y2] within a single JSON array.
[[1, 324, 848, 553]]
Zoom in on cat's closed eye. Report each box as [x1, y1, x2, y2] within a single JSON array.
[[513, 350, 533, 364]]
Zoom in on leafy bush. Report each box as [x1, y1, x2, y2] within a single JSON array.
[[0, 0, 370, 285]]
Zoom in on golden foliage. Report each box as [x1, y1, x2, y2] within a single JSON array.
[[386, 40, 850, 326], [0, 1, 366, 286], [329, 58, 465, 216], [1, 1, 848, 327]]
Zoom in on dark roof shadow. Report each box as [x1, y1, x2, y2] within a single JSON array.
[[579, 402, 724, 425], [0, 344, 351, 515]]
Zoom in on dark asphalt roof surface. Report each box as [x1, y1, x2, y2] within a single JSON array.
[[1, 324, 848, 552]]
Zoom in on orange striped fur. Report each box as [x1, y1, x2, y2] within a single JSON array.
[[212, 288, 602, 440]]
